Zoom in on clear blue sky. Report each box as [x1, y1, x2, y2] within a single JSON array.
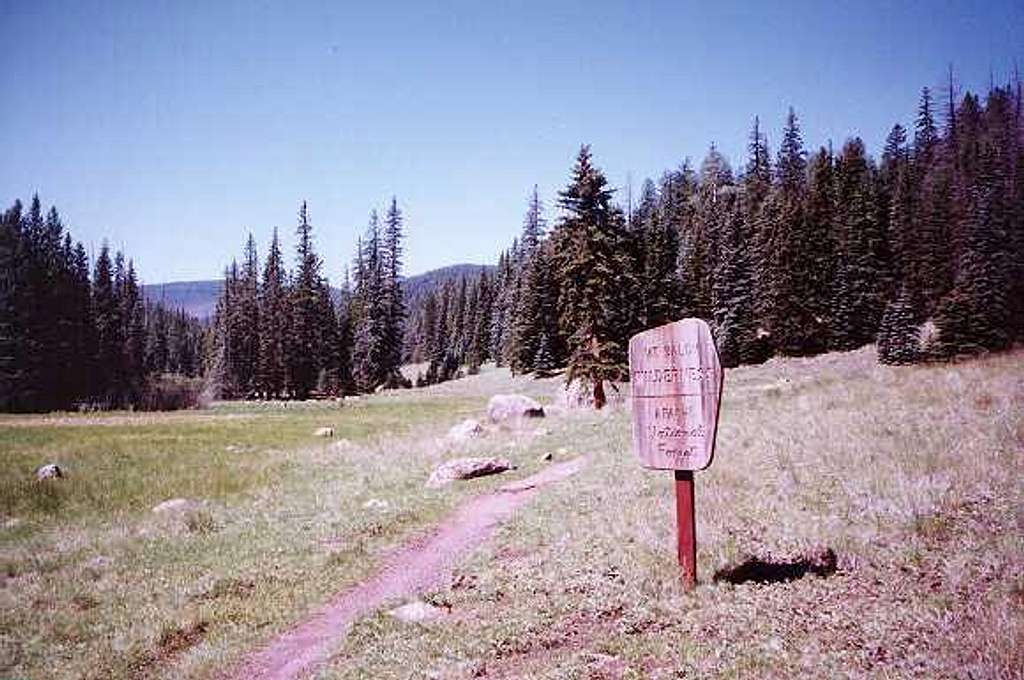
[[1, 1, 1021, 284]]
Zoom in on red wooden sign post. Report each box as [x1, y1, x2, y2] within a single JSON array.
[[628, 319, 723, 590]]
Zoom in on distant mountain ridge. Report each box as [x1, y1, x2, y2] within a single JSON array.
[[143, 263, 495, 320]]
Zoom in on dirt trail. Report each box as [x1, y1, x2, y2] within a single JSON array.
[[225, 455, 589, 680]]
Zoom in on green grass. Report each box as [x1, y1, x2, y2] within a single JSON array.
[[1, 351, 1022, 679]]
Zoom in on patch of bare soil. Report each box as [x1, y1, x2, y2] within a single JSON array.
[[125, 621, 209, 679], [223, 456, 589, 680]]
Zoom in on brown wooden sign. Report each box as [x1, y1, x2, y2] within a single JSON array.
[[629, 318, 723, 471]]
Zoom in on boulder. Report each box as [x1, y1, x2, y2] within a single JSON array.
[[314, 426, 335, 437], [447, 419, 485, 441], [427, 457, 516, 488], [487, 394, 544, 423], [389, 600, 447, 623], [35, 463, 63, 481], [152, 498, 196, 515]]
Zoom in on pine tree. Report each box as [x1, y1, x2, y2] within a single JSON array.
[[336, 271, 356, 394], [289, 202, 322, 398], [512, 188, 548, 373], [121, 259, 146, 404], [767, 107, 825, 355], [381, 197, 406, 385], [352, 212, 387, 391], [551, 145, 630, 408], [877, 285, 920, 364], [832, 138, 889, 350], [236, 234, 261, 396], [92, 243, 120, 406], [258, 228, 288, 398], [0, 201, 23, 411]]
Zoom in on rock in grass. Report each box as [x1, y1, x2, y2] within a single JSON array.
[[314, 426, 335, 437], [35, 463, 63, 481], [487, 394, 544, 423], [426, 457, 516, 488], [389, 600, 447, 623], [152, 498, 196, 515], [447, 419, 485, 441]]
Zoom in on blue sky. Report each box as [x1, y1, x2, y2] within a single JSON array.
[[1, 0, 1021, 283]]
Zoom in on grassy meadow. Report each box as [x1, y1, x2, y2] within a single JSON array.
[[1, 348, 1022, 679]]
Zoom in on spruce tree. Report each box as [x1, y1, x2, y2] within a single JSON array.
[[832, 138, 889, 350], [512, 188, 548, 373], [877, 285, 920, 364], [236, 234, 261, 396], [381, 197, 406, 385], [92, 243, 120, 406], [289, 202, 322, 398], [259, 228, 288, 398], [551, 145, 630, 408]]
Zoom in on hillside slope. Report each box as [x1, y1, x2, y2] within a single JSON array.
[[142, 263, 495, 320]]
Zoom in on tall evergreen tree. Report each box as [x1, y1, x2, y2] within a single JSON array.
[[551, 145, 630, 408], [289, 202, 322, 398], [258, 228, 288, 398], [381, 197, 406, 385]]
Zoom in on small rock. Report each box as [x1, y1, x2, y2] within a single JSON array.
[[389, 600, 447, 623], [539, 451, 554, 462], [487, 394, 544, 423], [556, 447, 568, 456], [533, 427, 551, 436], [35, 463, 63, 481], [363, 499, 389, 510], [314, 426, 335, 437], [152, 498, 196, 515], [427, 457, 516, 488], [447, 419, 485, 442]]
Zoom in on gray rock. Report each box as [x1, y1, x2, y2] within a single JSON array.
[[447, 419, 485, 441], [389, 600, 447, 623], [487, 394, 544, 423], [427, 457, 516, 488], [35, 463, 63, 481], [314, 426, 335, 437], [363, 498, 389, 510], [152, 498, 196, 515]]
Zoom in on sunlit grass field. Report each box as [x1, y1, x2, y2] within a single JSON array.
[[1, 349, 1022, 679]]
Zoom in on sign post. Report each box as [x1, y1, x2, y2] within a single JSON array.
[[628, 319, 723, 590]]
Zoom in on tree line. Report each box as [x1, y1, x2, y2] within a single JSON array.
[[0, 196, 206, 412], [210, 198, 407, 399], [404, 76, 1022, 406]]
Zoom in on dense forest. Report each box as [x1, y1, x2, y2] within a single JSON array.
[[406, 78, 1023, 405], [3, 76, 1021, 411], [0, 196, 206, 412], [210, 199, 408, 399]]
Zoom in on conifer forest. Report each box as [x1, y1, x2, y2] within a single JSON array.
[[2, 78, 1022, 412]]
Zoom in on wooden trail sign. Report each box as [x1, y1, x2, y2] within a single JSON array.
[[628, 318, 723, 589]]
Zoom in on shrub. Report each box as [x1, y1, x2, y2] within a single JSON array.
[[138, 374, 207, 411]]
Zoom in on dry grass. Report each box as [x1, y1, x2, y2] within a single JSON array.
[[330, 347, 1024, 679], [1, 348, 1021, 679]]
